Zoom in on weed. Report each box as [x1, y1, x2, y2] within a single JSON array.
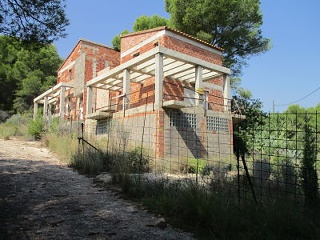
[[69, 147, 110, 176]]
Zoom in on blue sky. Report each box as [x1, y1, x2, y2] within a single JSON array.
[[54, 1, 320, 113]]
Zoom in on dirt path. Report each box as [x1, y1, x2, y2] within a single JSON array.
[[0, 138, 194, 240]]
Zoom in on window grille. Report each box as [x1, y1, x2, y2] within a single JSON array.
[[96, 119, 111, 135], [207, 116, 229, 132], [169, 110, 197, 129]]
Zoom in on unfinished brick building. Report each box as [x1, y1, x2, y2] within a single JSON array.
[[34, 27, 234, 169]]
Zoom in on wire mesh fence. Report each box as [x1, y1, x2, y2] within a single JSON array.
[[237, 111, 320, 205], [79, 88, 320, 206]]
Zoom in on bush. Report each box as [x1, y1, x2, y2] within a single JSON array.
[[181, 158, 206, 174], [69, 148, 110, 176], [0, 123, 17, 139], [0, 110, 9, 123], [127, 147, 149, 173], [0, 113, 32, 139], [115, 175, 320, 239], [43, 132, 77, 162], [28, 115, 44, 139]]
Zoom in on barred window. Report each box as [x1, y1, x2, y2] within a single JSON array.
[[207, 116, 229, 132], [96, 119, 111, 135], [169, 110, 197, 129]]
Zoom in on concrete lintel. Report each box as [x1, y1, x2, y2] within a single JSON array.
[[158, 46, 230, 75], [34, 82, 73, 103], [87, 47, 159, 87]]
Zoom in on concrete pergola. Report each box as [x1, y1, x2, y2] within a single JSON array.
[[33, 82, 74, 119], [86, 45, 231, 117]]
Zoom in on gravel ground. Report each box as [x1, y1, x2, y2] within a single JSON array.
[[0, 138, 194, 240]]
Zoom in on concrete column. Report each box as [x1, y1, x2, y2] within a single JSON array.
[[43, 97, 48, 117], [33, 102, 38, 119], [195, 65, 203, 106], [60, 86, 66, 119], [123, 68, 130, 110], [223, 74, 231, 112], [155, 53, 164, 110], [86, 86, 93, 116]]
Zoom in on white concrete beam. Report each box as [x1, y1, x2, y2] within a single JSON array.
[[223, 74, 231, 112], [43, 97, 48, 117], [86, 86, 93, 116], [195, 65, 203, 106], [123, 68, 130, 110], [158, 46, 230, 74], [155, 53, 164, 109], [59, 87, 66, 119], [33, 102, 38, 119]]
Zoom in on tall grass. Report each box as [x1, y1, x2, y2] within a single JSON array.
[[42, 132, 78, 163], [115, 175, 320, 239], [69, 147, 111, 176], [0, 113, 33, 139]]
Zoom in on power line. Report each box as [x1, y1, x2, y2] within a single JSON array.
[[275, 86, 320, 107]]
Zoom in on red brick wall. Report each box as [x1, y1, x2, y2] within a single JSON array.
[[58, 41, 120, 85], [120, 29, 222, 66], [160, 35, 222, 65], [57, 43, 81, 84], [121, 30, 161, 53], [163, 78, 184, 101], [56, 40, 120, 121], [129, 77, 155, 108]]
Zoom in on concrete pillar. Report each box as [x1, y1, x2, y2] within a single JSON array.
[[223, 74, 231, 112], [33, 102, 38, 119], [86, 86, 93, 116], [60, 86, 66, 119], [155, 53, 164, 110], [195, 65, 203, 106], [123, 68, 130, 110], [43, 97, 48, 117]]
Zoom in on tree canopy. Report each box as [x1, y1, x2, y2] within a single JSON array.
[[165, 0, 271, 76], [112, 30, 130, 51], [0, 0, 69, 44], [112, 15, 168, 50], [133, 15, 169, 32], [0, 36, 62, 113]]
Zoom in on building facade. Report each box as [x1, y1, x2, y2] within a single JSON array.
[[34, 27, 235, 169]]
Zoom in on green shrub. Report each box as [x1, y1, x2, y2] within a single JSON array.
[[0, 113, 32, 139], [28, 115, 44, 139], [69, 147, 110, 176], [181, 158, 206, 174], [115, 175, 320, 240], [0, 123, 17, 139], [42, 132, 77, 162], [127, 147, 149, 173]]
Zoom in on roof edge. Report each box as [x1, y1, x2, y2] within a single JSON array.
[[121, 26, 224, 52], [57, 39, 119, 72]]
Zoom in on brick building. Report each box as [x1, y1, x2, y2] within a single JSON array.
[[34, 27, 235, 167]]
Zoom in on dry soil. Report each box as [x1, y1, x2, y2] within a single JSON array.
[[0, 138, 194, 240]]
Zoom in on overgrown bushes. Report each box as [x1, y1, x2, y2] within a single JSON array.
[[113, 174, 320, 239], [0, 113, 32, 139]]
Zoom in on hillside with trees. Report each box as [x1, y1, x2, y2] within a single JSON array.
[[0, 36, 62, 114]]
